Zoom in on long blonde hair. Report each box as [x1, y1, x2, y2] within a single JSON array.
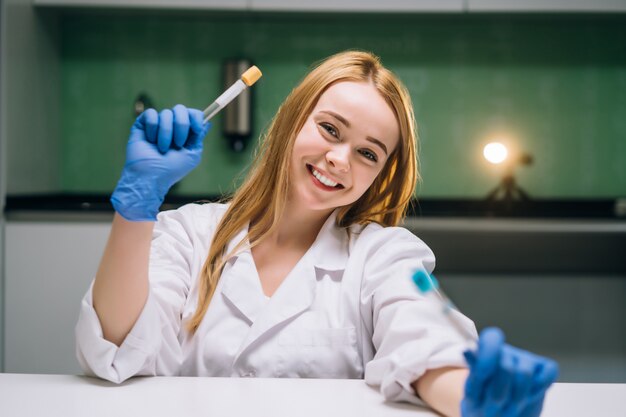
[[187, 50, 419, 333]]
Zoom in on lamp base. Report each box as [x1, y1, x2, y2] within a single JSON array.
[[486, 174, 530, 207]]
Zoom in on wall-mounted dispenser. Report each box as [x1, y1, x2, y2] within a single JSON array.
[[222, 59, 254, 152]]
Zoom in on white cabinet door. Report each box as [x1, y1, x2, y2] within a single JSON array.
[[250, 0, 464, 12], [33, 0, 248, 9], [4, 221, 111, 374], [468, 0, 626, 12]]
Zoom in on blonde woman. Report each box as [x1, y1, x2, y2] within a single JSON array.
[[77, 51, 557, 417]]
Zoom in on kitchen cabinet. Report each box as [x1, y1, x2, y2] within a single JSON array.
[[4, 219, 111, 374], [249, 0, 464, 12], [33, 0, 626, 12], [33, 0, 464, 11], [33, 0, 248, 9], [468, 0, 626, 12]]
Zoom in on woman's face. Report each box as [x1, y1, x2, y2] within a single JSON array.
[[289, 81, 400, 214]]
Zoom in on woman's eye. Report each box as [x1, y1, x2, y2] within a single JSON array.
[[359, 149, 378, 163], [320, 122, 339, 138]]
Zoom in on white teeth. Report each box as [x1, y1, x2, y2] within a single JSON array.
[[311, 167, 338, 187]]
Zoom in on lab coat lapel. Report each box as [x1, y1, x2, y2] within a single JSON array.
[[219, 224, 267, 325], [220, 252, 266, 325], [233, 211, 350, 362]]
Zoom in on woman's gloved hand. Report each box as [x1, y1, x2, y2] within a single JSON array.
[[111, 104, 211, 221], [462, 327, 559, 417]]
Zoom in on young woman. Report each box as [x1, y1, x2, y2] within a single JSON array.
[[76, 51, 558, 417]]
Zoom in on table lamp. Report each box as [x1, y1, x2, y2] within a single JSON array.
[[484, 141, 533, 205]]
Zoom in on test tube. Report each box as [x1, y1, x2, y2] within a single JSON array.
[[203, 65, 262, 124]]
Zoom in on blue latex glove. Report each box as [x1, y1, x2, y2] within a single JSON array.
[[111, 104, 211, 221], [462, 327, 559, 417]]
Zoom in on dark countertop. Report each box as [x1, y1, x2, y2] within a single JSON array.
[[5, 193, 626, 219]]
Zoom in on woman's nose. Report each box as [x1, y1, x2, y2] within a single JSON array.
[[326, 145, 350, 173]]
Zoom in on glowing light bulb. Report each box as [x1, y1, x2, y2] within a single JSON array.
[[483, 142, 508, 164]]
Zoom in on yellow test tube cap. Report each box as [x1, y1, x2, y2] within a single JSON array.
[[241, 66, 262, 86]]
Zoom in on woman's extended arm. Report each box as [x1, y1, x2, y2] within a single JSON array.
[[413, 367, 468, 417], [413, 328, 559, 417], [92, 214, 153, 346]]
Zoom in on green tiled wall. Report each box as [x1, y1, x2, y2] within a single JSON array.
[[61, 12, 626, 198]]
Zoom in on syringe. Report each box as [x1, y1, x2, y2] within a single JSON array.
[[411, 269, 478, 344], [203, 65, 263, 124]]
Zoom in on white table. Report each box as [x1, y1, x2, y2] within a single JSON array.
[[1, 373, 625, 417]]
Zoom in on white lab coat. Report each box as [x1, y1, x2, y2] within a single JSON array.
[[76, 203, 476, 405]]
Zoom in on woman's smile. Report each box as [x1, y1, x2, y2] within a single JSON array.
[[307, 164, 345, 191]]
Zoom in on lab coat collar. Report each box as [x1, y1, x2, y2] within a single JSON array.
[[223, 209, 349, 278], [306, 210, 350, 272]]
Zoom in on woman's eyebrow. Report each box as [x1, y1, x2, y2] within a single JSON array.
[[319, 110, 388, 155], [366, 137, 388, 156], [320, 110, 351, 127]]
